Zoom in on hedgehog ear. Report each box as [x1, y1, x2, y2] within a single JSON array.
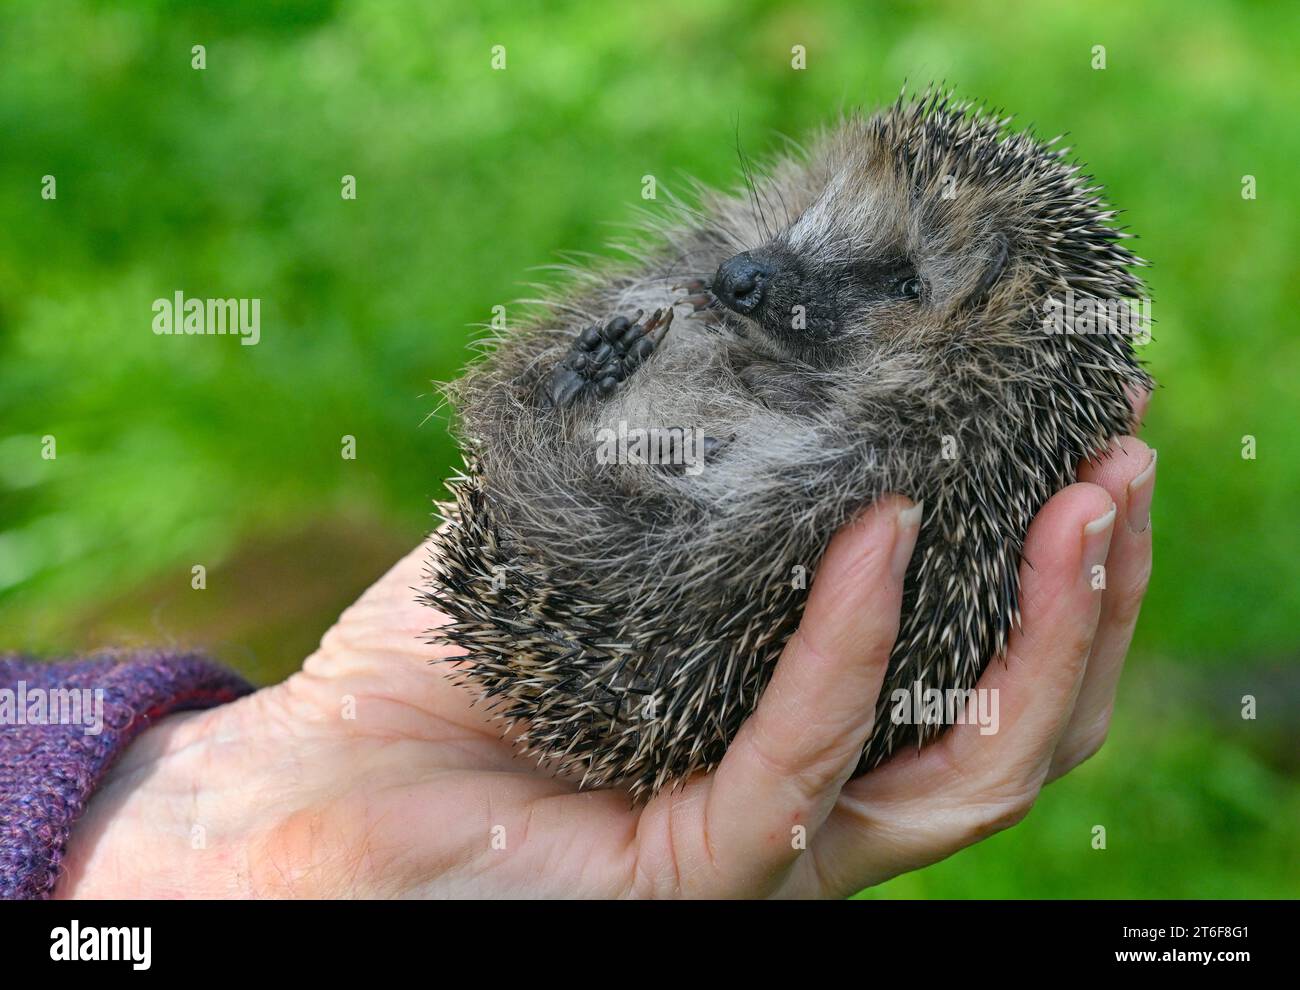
[[964, 231, 1010, 305]]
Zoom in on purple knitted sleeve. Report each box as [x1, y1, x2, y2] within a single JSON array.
[[0, 651, 253, 899]]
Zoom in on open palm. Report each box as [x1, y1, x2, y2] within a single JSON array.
[[58, 436, 1153, 899]]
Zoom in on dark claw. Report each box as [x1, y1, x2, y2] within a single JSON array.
[[543, 307, 674, 410], [675, 278, 717, 313], [654, 431, 729, 476], [644, 307, 674, 345]]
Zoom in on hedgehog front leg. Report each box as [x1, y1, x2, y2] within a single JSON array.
[[543, 308, 673, 409]]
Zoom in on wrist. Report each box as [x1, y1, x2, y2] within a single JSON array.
[[55, 674, 294, 897], [1, 651, 252, 899], [54, 709, 230, 898]]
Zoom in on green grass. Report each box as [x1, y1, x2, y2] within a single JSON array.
[[1, 0, 1296, 896]]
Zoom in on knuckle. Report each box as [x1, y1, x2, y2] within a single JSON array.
[[1067, 711, 1114, 768], [744, 721, 852, 808], [1109, 561, 1152, 627], [836, 532, 893, 587], [961, 789, 1037, 844], [1060, 621, 1098, 663], [1108, 591, 1144, 630]]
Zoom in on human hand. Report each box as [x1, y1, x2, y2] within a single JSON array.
[[57, 434, 1154, 898]]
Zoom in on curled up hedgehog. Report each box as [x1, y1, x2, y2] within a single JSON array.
[[422, 90, 1153, 800]]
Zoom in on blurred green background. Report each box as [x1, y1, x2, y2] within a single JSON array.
[[1, 0, 1296, 897]]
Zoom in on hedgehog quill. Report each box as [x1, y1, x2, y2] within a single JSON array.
[[423, 90, 1153, 800]]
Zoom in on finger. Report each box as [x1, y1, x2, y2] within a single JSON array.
[[1048, 438, 1155, 780], [700, 496, 921, 889], [808, 484, 1115, 896]]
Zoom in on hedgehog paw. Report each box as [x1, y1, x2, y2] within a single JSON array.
[[544, 308, 673, 409], [656, 431, 731, 475], [674, 278, 716, 313]]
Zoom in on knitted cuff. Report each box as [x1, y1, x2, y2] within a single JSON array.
[[0, 650, 253, 899]]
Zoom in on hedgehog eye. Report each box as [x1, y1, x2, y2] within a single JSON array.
[[897, 275, 922, 300]]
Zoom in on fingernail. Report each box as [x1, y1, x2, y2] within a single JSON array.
[[892, 500, 923, 578], [1126, 448, 1157, 534], [1082, 502, 1116, 578]]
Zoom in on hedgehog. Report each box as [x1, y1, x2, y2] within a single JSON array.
[[422, 89, 1153, 800]]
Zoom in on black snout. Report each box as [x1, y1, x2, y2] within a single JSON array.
[[712, 252, 774, 315]]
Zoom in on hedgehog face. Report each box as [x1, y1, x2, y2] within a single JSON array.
[[711, 241, 925, 363], [710, 151, 1012, 369]]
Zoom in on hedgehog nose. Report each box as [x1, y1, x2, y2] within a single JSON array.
[[713, 252, 772, 315]]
